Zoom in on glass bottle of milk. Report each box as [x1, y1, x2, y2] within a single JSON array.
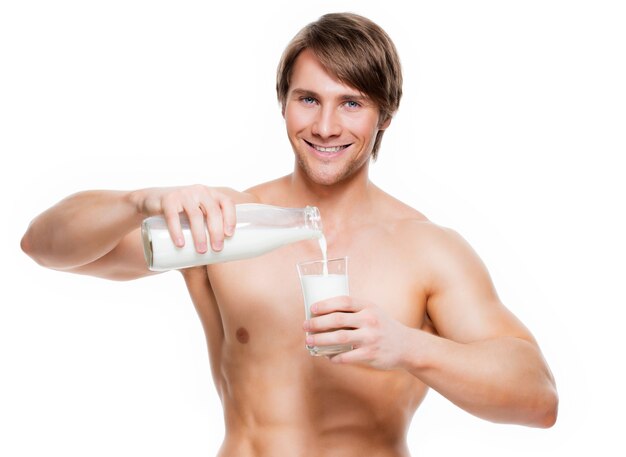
[[141, 203, 322, 271]]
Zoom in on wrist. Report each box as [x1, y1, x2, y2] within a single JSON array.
[[127, 188, 148, 218], [398, 326, 442, 373]]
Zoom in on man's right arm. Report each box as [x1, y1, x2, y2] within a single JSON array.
[[20, 186, 256, 281]]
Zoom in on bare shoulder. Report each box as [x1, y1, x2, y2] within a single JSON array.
[[390, 210, 480, 285], [244, 175, 292, 204], [374, 190, 474, 260], [389, 207, 491, 297], [390, 208, 535, 344], [373, 190, 450, 246], [397, 217, 475, 264], [371, 188, 428, 226], [371, 191, 475, 272], [214, 186, 261, 204]]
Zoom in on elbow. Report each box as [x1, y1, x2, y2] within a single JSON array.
[[21, 227, 52, 268], [501, 379, 559, 428], [20, 230, 37, 261], [531, 385, 559, 428], [540, 389, 559, 428]]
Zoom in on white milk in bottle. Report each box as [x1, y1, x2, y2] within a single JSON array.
[[142, 204, 323, 271]]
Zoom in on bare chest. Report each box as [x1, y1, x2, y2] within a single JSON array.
[[184, 233, 430, 432], [204, 236, 427, 353]]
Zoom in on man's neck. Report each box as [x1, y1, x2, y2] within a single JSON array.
[[289, 164, 376, 233]]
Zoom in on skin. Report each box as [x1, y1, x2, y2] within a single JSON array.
[[21, 49, 558, 456]]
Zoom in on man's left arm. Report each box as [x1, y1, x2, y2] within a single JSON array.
[[304, 226, 558, 428], [410, 227, 558, 427]]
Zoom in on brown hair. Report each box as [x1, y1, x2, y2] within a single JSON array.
[[276, 12, 403, 160]]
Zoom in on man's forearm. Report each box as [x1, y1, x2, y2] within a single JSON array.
[[402, 330, 558, 427], [21, 190, 143, 269]]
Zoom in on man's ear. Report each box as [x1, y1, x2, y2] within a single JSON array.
[[379, 115, 392, 130]]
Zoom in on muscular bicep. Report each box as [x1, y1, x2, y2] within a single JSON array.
[[62, 227, 159, 281], [425, 228, 535, 345]]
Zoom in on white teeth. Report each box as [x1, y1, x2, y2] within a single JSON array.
[[314, 145, 344, 153]]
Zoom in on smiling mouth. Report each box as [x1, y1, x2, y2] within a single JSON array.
[[304, 140, 351, 153]]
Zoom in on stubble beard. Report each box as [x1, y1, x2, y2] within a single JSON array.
[[294, 148, 370, 187]]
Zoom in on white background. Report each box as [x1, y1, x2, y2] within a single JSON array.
[[1, 1, 624, 455]]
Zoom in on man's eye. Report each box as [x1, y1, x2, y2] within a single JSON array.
[[345, 100, 360, 109], [302, 97, 316, 104]]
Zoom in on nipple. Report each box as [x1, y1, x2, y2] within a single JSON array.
[[236, 327, 250, 344]]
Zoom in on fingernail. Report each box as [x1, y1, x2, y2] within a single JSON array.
[[175, 237, 185, 247], [213, 241, 223, 251], [306, 336, 314, 345], [225, 226, 235, 237], [197, 242, 207, 253]]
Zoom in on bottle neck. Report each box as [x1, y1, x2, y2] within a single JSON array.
[[305, 206, 323, 234]]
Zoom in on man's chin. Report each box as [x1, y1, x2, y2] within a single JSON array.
[[295, 153, 367, 187]]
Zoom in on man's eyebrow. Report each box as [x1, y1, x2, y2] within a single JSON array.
[[290, 88, 318, 98], [338, 93, 369, 102], [290, 88, 370, 101]]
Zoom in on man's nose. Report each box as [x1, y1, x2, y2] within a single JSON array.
[[311, 106, 341, 138]]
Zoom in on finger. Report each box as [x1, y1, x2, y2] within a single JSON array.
[[219, 197, 237, 237], [329, 346, 371, 365], [184, 205, 208, 253], [311, 295, 358, 315], [306, 311, 358, 333], [305, 328, 356, 348], [163, 207, 185, 247], [200, 199, 225, 252]]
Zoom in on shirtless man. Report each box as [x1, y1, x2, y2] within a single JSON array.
[[21, 12, 558, 457]]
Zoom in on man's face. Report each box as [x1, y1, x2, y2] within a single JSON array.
[[283, 49, 390, 186]]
